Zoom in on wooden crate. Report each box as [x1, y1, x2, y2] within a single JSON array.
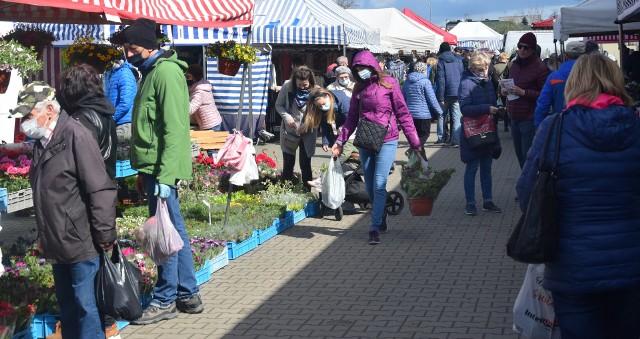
[[189, 130, 229, 150]]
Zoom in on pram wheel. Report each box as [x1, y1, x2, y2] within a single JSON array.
[[386, 191, 404, 215], [335, 206, 343, 221]]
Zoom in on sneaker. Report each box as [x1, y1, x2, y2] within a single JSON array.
[[131, 303, 178, 325], [176, 294, 204, 314], [434, 139, 446, 145], [482, 201, 502, 213], [258, 129, 274, 141], [379, 211, 388, 234], [465, 204, 477, 216], [449, 143, 459, 148], [368, 231, 380, 245], [106, 323, 121, 339]]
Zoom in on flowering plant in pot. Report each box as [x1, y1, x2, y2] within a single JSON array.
[[2, 25, 56, 58], [399, 152, 455, 216], [61, 33, 121, 73], [0, 39, 43, 92], [0, 155, 31, 193], [205, 40, 258, 76]]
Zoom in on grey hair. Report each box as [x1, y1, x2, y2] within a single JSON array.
[[413, 62, 428, 74], [336, 56, 348, 66], [34, 100, 61, 113]]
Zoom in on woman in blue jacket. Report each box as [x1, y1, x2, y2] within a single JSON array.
[[402, 62, 443, 154], [516, 53, 640, 339], [306, 88, 349, 152], [104, 59, 137, 157], [458, 52, 502, 216]]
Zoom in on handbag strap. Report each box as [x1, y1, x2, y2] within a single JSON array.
[[358, 93, 392, 128], [538, 113, 563, 171], [551, 113, 564, 175]]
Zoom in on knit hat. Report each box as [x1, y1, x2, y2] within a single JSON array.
[[123, 18, 158, 49], [9, 81, 56, 118], [413, 62, 427, 74], [518, 32, 537, 49], [439, 42, 451, 54], [565, 41, 586, 58], [335, 66, 351, 75]]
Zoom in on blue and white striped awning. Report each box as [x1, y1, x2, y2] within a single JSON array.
[[457, 39, 503, 51], [252, 0, 379, 46]]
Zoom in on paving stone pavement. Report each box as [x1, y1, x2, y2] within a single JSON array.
[[0, 124, 529, 338]]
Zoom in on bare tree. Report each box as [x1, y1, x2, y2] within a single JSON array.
[[333, 0, 359, 9]]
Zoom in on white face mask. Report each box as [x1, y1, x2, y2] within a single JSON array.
[[338, 79, 349, 87], [321, 102, 331, 111], [20, 112, 47, 139], [358, 69, 371, 80]]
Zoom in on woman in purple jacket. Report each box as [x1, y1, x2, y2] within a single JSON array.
[[332, 50, 423, 245]]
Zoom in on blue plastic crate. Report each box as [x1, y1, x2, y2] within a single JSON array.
[[257, 220, 278, 245], [0, 187, 7, 212], [33, 314, 57, 338], [276, 211, 294, 233], [115, 160, 137, 178], [227, 231, 258, 260], [195, 259, 212, 286], [116, 320, 129, 331], [304, 201, 320, 217], [293, 208, 306, 224], [12, 325, 37, 339], [209, 246, 229, 274]]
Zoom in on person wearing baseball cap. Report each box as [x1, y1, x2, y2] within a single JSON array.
[[533, 41, 587, 129], [15, 80, 117, 339], [500, 32, 550, 168], [122, 18, 204, 325]]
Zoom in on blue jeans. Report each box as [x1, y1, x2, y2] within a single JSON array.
[[510, 119, 535, 168], [52, 256, 104, 339], [463, 154, 493, 205], [143, 174, 199, 307], [552, 288, 640, 339], [436, 108, 449, 142], [443, 98, 461, 144], [359, 140, 397, 231]]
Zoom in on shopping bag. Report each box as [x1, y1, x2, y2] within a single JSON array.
[[462, 114, 497, 149], [136, 199, 184, 265], [95, 243, 144, 321], [321, 157, 345, 209], [512, 264, 561, 339]]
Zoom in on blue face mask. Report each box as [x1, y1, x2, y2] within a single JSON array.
[[321, 102, 331, 111], [358, 69, 371, 80]]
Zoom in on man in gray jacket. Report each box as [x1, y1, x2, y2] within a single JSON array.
[[11, 81, 116, 339]]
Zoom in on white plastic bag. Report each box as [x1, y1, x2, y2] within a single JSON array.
[[406, 151, 430, 179], [513, 264, 561, 339], [321, 157, 345, 209], [229, 142, 259, 185], [136, 199, 184, 265]]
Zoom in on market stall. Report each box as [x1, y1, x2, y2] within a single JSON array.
[[448, 21, 503, 51]]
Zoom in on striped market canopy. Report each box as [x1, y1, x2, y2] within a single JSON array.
[[0, 0, 253, 28], [252, 0, 378, 46]]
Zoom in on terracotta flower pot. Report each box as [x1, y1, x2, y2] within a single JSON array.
[[217, 57, 241, 76], [0, 70, 11, 94], [408, 197, 434, 216]]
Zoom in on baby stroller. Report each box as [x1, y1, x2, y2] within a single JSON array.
[[319, 156, 404, 221]]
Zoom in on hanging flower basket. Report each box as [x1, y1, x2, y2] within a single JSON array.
[[217, 57, 242, 76], [0, 70, 11, 94]]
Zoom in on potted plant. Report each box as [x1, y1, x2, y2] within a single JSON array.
[[0, 40, 43, 93], [61, 33, 121, 73], [399, 153, 455, 216], [205, 40, 259, 76], [2, 24, 56, 59]]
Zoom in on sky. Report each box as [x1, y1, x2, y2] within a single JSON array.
[[359, 0, 584, 28]]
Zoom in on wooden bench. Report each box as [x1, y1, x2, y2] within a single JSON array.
[[189, 130, 229, 150]]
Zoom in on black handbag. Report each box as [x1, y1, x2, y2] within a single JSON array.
[[353, 98, 392, 153], [507, 113, 563, 263]]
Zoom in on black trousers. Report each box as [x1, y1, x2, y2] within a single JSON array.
[[281, 145, 313, 188]]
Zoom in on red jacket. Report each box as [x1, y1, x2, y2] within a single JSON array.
[[506, 56, 550, 121]]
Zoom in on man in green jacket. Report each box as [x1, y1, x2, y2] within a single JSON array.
[[123, 18, 203, 325]]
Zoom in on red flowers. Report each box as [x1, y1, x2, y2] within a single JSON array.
[[255, 153, 276, 168]]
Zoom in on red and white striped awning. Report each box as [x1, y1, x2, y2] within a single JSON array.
[[0, 0, 253, 28]]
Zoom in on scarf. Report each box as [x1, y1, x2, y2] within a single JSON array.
[[294, 89, 310, 109]]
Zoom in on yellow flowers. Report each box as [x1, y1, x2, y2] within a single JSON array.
[[61, 32, 120, 71], [205, 41, 258, 64]]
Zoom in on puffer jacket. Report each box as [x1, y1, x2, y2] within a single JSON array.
[[104, 61, 137, 126], [506, 55, 550, 121], [533, 59, 577, 129], [436, 51, 464, 101], [189, 78, 222, 130], [30, 110, 116, 264], [336, 50, 421, 149], [401, 71, 443, 120], [458, 70, 501, 163], [516, 94, 640, 294], [321, 90, 350, 147]]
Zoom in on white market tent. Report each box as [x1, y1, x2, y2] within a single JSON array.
[[347, 8, 438, 53], [618, 0, 640, 23], [557, 0, 640, 40], [504, 30, 583, 58], [449, 22, 503, 50]]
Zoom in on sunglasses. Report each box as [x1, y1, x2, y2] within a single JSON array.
[[517, 44, 531, 51]]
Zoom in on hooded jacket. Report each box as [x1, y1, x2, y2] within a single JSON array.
[[402, 71, 443, 120], [436, 51, 465, 101], [104, 61, 137, 126], [131, 50, 192, 186], [321, 89, 350, 147], [533, 59, 577, 129], [336, 50, 421, 149], [30, 110, 117, 264], [60, 92, 117, 179], [189, 78, 222, 130], [506, 55, 550, 121], [517, 95, 640, 293], [458, 70, 501, 163]]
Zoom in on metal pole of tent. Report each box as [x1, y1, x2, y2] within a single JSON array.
[[619, 24, 624, 69], [247, 27, 254, 140], [343, 25, 347, 55]]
